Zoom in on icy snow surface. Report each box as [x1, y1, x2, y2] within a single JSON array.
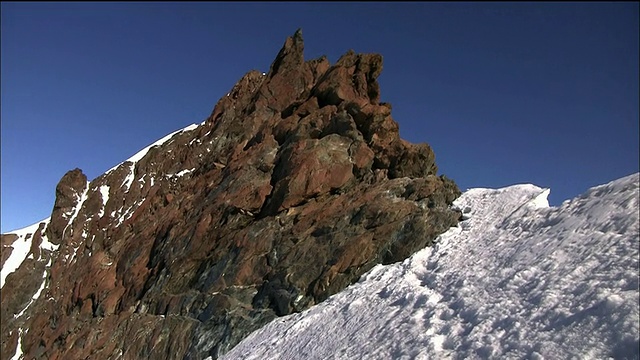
[[223, 173, 639, 360]]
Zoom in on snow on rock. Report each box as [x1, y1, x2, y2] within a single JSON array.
[[10, 329, 23, 360], [106, 123, 199, 173], [2, 219, 57, 360], [121, 163, 136, 191], [1, 218, 53, 289], [115, 199, 145, 227], [105, 123, 199, 190], [223, 173, 639, 360], [39, 229, 58, 252], [14, 258, 52, 319], [62, 182, 90, 239], [110, 122, 199, 189]]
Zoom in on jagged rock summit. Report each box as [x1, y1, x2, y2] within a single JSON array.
[[1, 30, 461, 359]]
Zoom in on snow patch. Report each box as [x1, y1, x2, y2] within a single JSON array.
[[121, 163, 136, 191], [98, 185, 110, 217], [39, 229, 58, 252], [10, 329, 23, 360], [166, 168, 195, 179]]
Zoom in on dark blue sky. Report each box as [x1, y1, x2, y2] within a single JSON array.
[[2, 2, 638, 232]]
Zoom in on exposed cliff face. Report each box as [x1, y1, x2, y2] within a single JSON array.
[[1, 30, 461, 359]]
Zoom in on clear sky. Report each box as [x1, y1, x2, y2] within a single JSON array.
[[1, 2, 638, 233]]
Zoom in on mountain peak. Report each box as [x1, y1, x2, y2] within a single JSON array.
[[269, 29, 306, 77], [1, 33, 460, 359]]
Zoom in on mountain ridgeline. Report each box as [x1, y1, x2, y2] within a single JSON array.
[[1, 30, 461, 359]]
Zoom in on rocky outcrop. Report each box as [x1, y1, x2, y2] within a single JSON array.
[[1, 29, 461, 359]]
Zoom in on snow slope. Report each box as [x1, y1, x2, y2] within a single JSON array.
[[223, 173, 639, 360], [1, 218, 56, 289]]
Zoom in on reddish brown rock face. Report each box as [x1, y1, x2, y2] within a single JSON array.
[[1, 29, 461, 359]]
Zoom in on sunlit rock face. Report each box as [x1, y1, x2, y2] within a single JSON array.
[[1, 29, 460, 360]]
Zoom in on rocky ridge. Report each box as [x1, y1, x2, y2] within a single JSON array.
[[1, 30, 461, 359]]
